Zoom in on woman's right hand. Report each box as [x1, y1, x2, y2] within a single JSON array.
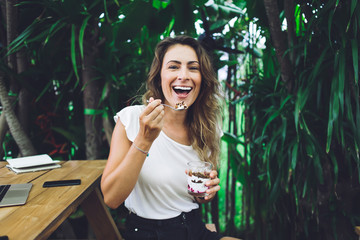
[[101, 97, 165, 208], [137, 97, 165, 144]]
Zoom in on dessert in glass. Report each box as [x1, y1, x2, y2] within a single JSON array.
[[186, 161, 212, 197]]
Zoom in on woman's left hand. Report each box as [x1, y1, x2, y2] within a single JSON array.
[[197, 170, 220, 203]]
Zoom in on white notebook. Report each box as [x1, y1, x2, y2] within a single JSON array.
[[6, 154, 61, 174]]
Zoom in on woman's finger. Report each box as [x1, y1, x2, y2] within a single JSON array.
[[141, 100, 164, 125], [206, 184, 220, 195], [206, 177, 220, 187], [210, 170, 218, 179], [204, 185, 220, 200], [151, 105, 165, 122], [142, 99, 161, 116]]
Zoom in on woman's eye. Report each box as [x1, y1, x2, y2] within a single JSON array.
[[189, 66, 199, 70], [168, 65, 179, 69]]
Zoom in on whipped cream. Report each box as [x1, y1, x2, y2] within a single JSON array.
[[187, 173, 210, 196]]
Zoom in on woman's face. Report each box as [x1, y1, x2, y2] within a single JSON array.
[[160, 44, 201, 109]]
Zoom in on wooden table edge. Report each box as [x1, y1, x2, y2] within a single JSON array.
[[35, 176, 102, 240]]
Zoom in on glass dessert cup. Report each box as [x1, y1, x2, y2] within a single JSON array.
[[186, 161, 212, 197]]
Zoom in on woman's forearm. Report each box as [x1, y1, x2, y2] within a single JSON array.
[[101, 123, 153, 209], [101, 149, 147, 208]]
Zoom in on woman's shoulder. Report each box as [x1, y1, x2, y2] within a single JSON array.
[[113, 105, 145, 142], [120, 104, 145, 114], [114, 105, 145, 123]]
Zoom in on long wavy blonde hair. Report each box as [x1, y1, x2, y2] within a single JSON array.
[[143, 35, 222, 168]]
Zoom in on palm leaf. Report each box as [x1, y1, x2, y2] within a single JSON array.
[[7, 18, 44, 54], [70, 24, 79, 81], [44, 19, 67, 45], [351, 39, 359, 84], [79, 15, 91, 61], [222, 131, 245, 145]]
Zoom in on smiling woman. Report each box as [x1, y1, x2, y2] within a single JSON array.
[[143, 36, 223, 166], [101, 36, 238, 240], [160, 43, 201, 111]]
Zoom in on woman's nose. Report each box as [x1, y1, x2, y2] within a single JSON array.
[[177, 67, 189, 80]]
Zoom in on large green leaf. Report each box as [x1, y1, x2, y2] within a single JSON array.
[[7, 18, 47, 55], [221, 131, 244, 145], [351, 39, 359, 84], [70, 24, 79, 81], [78, 15, 91, 61], [346, 0, 358, 32]]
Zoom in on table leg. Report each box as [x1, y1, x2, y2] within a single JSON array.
[[81, 187, 123, 240]]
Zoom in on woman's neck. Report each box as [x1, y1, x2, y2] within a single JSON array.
[[162, 109, 190, 145]]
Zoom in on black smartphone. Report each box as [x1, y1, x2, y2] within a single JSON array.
[[43, 179, 81, 188]]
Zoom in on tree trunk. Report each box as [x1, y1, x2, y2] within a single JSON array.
[[102, 82, 113, 147], [229, 61, 237, 235], [0, 0, 36, 157], [0, 1, 6, 45], [103, 116, 113, 147], [5, 0, 19, 112], [17, 88, 30, 133], [0, 0, 8, 158], [82, 23, 103, 160], [6, 0, 17, 72], [0, 113, 8, 157], [17, 49, 31, 135], [225, 63, 233, 225], [263, 0, 293, 92], [0, 73, 36, 156], [284, 0, 296, 64]]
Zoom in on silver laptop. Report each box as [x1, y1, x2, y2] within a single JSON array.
[[0, 183, 32, 207]]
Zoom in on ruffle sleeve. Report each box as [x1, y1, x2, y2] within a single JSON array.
[[113, 105, 145, 142]]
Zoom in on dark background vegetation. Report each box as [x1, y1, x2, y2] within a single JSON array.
[[1, 0, 359, 239]]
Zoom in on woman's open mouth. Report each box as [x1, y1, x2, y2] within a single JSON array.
[[173, 86, 192, 97]]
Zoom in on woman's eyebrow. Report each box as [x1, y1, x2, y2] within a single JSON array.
[[165, 60, 199, 65], [166, 60, 181, 65], [188, 61, 199, 65]]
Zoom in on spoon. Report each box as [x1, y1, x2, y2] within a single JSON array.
[[146, 100, 186, 111]]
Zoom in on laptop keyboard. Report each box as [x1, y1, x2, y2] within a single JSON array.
[[0, 185, 11, 202]]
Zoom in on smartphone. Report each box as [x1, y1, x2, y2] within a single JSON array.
[[43, 179, 81, 188]]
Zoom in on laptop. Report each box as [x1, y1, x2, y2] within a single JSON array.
[[0, 183, 32, 207]]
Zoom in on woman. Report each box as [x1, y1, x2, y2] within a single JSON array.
[[101, 36, 235, 240]]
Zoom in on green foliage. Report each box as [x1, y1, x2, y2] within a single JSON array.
[[229, 0, 360, 239], [2, 0, 191, 159], [2, 1, 245, 235], [3, 0, 359, 239]]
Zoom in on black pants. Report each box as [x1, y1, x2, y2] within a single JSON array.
[[124, 209, 221, 240]]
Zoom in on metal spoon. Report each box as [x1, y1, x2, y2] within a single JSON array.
[[146, 100, 186, 111]]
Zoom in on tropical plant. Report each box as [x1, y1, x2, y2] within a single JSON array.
[[3, 0, 358, 239], [222, 0, 360, 239], [0, 0, 246, 237]]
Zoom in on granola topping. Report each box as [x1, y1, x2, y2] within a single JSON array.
[[175, 101, 188, 109]]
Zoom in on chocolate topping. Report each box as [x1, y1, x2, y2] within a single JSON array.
[[188, 170, 210, 178]]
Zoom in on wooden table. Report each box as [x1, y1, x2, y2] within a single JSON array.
[[0, 160, 122, 240]]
